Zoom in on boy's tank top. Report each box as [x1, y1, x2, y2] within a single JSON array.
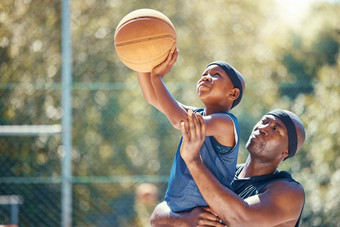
[[164, 108, 240, 212], [231, 164, 304, 227]]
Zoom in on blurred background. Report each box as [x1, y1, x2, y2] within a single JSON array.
[[0, 0, 339, 226]]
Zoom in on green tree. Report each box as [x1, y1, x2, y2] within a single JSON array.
[[1, 0, 339, 226]]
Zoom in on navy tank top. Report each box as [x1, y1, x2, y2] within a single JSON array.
[[164, 108, 240, 212], [231, 164, 304, 227]]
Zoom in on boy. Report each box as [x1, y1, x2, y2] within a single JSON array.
[[136, 47, 245, 212]]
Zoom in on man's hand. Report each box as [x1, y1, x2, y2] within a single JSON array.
[[186, 207, 226, 227], [150, 201, 225, 227], [180, 110, 206, 164], [151, 44, 178, 78]]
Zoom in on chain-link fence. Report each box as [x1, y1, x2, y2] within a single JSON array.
[[1, 0, 340, 226], [0, 1, 181, 226], [1, 1, 63, 225]]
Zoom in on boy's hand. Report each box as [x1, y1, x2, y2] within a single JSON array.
[[180, 110, 206, 164], [151, 44, 178, 78]]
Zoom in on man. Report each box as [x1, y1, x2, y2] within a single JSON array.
[[150, 109, 306, 227]]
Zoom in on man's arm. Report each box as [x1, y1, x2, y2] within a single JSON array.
[[150, 201, 226, 227], [180, 112, 305, 226]]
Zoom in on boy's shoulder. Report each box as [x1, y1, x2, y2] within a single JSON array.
[[193, 108, 237, 118], [194, 108, 240, 127]]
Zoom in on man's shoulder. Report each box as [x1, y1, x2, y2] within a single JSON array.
[[264, 178, 304, 197], [262, 179, 305, 218], [275, 170, 303, 188], [259, 170, 304, 199]]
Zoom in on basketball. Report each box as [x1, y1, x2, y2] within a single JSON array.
[[114, 9, 176, 72]]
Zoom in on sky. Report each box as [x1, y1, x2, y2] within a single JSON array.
[[274, 0, 339, 26]]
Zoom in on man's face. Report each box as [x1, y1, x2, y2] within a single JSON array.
[[246, 114, 289, 161]]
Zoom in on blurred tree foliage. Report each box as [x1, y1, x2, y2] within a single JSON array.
[[0, 0, 339, 226]]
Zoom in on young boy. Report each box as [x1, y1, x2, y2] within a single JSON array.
[[136, 47, 245, 212]]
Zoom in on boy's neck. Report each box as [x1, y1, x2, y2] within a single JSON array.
[[204, 105, 231, 115]]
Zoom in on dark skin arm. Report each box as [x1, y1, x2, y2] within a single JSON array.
[[137, 48, 235, 147], [150, 201, 226, 227], [180, 112, 305, 227], [137, 46, 185, 118]]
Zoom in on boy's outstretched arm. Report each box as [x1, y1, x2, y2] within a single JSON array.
[[137, 47, 190, 129], [136, 45, 178, 111], [150, 48, 195, 129], [137, 71, 162, 110], [137, 48, 235, 140]]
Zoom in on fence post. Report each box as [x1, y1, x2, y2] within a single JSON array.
[[61, 0, 73, 226]]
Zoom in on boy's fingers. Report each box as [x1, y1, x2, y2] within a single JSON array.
[[168, 43, 178, 65], [164, 45, 175, 63], [168, 44, 177, 60], [169, 42, 177, 54], [171, 48, 178, 64], [166, 51, 173, 62]]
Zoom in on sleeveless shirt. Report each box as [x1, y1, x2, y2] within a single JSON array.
[[164, 109, 240, 212], [231, 164, 304, 227]]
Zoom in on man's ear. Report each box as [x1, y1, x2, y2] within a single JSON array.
[[282, 150, 289, 159], [228, 88, 240, 101]]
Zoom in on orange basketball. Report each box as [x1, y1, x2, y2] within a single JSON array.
[[114, 9, 176, 72]]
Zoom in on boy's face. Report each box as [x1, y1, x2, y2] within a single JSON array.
[[196, 65, 235, 105]]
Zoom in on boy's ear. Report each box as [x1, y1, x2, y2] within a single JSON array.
[[228, 88, 240, 101]]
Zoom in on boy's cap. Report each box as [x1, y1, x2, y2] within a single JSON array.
[[206, 61, 244, 108]]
